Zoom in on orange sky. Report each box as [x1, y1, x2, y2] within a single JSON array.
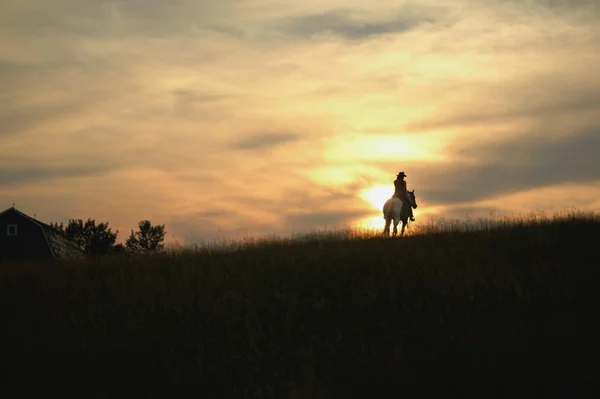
[[1, 0, 599, 244]]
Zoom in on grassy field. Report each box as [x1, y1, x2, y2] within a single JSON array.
[[1, 211, 599, 398]]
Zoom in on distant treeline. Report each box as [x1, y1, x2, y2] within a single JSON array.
[[50, 218, 166, 256]]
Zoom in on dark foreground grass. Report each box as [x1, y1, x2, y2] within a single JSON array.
[[1, 212, 600, 398]]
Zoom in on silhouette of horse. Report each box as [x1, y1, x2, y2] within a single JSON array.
[[382, 190, 418, 237]]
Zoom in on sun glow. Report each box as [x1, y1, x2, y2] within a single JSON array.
[[324, 133, 449, 163], [361, 185, 393, 210], [355, 214, 385, 231]]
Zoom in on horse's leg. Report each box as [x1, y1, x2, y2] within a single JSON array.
[[383, 216, 392, 236], [383, 218, 391, 236], [392, 201, 402, 237], [401, 219, 406, 236]]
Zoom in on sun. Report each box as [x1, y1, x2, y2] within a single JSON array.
[[361, 185, 393, 210]]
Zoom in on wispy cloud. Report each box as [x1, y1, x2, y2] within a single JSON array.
[[273, 5, 443, 40], [0, 164, 118, 186], [231, 132, 301, 150]]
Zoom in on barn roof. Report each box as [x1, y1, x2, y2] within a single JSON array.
[[0, 207, 84, 259]]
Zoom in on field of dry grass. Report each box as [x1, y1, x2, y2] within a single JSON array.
[[1, 210, 599, 398]]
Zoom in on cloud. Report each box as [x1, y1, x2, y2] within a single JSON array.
[[0, 164, 118, 186], [167, 211, 279, 244], [0, 0, 238, 39], [436, 204, 507, 220], [168, 208, 373, 245], [432, 180, 600, 224], [389, 126, 600, 206], [173, 90, 226, 104], [283, 209, 373, 231], [1, 103, 73, 138], [274, 6, 442, 40], [193, 210, 230, 219], [205, 24, 246, 38], [403, 73, 600, 133], [500, 0, 600, 14], [231, 132, 301, 150], [161, 179, 377, 243]]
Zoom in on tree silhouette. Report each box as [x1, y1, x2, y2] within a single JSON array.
[[51, 219, 118, 256], [126, 220, 166, 252], [112, 243, 126, 253]]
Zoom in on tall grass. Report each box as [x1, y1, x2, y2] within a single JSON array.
[[1, 210, 599, 398]]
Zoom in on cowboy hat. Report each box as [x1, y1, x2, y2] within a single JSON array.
[[397, 172, 407, 177]]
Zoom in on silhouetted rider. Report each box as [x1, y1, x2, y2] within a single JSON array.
[[392, 171, 415, 221]]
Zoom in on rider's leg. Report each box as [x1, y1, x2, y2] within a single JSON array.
[[405, 193, 415, 221]]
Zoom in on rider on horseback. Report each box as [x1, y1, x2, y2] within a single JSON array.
[[392, 172, 415, 221]]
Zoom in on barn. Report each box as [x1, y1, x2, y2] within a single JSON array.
[[0, 206, 84, 262]]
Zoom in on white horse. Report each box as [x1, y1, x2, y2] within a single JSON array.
[[382, 190, 418, 237]]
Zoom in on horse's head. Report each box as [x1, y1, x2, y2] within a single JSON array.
[[408, 189, 417, 209]]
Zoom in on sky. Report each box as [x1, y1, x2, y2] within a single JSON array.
[[1, 0, 599, 244]]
